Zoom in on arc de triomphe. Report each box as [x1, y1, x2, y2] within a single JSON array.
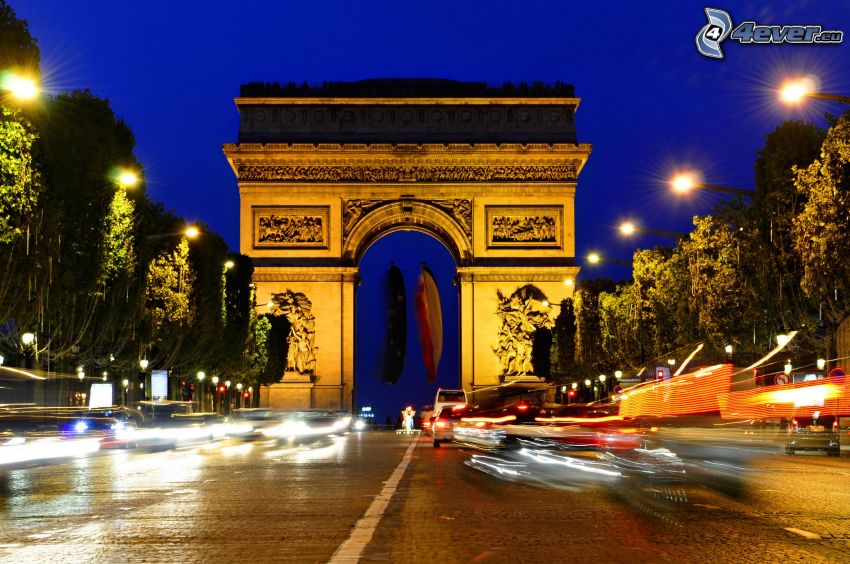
[[223, 79, 591, 410]]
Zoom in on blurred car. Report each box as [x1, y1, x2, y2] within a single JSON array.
[[786, 412, 840, 456], [430, 404, 470, 447], [132, 401, 197, 426]]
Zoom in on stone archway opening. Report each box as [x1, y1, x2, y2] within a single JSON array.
[[354, 229, 459, 428]]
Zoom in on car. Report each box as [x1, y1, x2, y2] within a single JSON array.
[[430, 404, 469, 447], [786, 412, 840, 456]]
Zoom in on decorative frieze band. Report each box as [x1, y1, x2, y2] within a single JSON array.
[[237, 164, 579, 182]]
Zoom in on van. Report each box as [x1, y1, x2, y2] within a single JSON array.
[[433, 388, 467, 419]]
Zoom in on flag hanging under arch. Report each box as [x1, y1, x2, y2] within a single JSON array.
[[414, 265, 443, 383], [382, 264, 406, 384]]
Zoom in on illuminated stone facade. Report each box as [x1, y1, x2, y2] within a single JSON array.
[[224, 80, 591, 410]]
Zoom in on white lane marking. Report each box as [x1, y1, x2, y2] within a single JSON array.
[[784, 527, 821, 540], [329, 438, 418, 563]]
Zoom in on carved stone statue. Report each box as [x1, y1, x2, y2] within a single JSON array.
[[493, 285, 554, 376], [269, 290, 318, 374]]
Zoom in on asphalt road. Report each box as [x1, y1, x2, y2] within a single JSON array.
[[0, 432, 848, 563]]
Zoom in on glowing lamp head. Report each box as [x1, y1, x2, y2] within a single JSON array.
[[563, 278, 574, 287], [211, 376, 219, 385], [122, 378, 129, 387], [21, 332, 35, 346], [587, 253, 601, 264], [541, 300, 549, 307], [236, 383, 243, 391], [117, 170, 139, 187], [78, 372, 85, 381], [724, 345, 734, 354], [671, 173, 698, 193], [619, 222, 636, 236], [614, 370, 623, 379], [184, 225, 200, 239], [599, 374, 606, 382], [224, 260, 235, 270], [779, 77, 815, 105], [139, 359, 149, 370], [776, 334, 790, 347], [1, 71, 39, 100], [784, 360, 792, 375], [817, 358, 826, 370], [667, 358, 676, 366], [197, 371, 206, 381], [571, 382, 578, 390], [584, 379, 591, 386]]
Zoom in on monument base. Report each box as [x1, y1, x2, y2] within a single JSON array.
[[260, 372, 315, 410]]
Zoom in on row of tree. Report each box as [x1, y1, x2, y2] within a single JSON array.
[[0, 2, 279, 393], [549, 112, 849, 380]]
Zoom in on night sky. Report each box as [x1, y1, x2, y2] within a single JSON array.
[[13, 1, 850, 420]]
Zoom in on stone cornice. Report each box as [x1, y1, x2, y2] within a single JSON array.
[[235, 97, 581, 108], [224, 142, 591, 155]]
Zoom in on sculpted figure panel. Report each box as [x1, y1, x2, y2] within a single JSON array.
[[486, 205, 562, 247], [493, 285, 554, 376], [270, 290, 318, 375], [253, 207, 329, 248]]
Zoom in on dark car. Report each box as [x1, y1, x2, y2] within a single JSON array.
[[786, 413, 840, 456]]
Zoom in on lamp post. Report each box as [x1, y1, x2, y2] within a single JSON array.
[[146, 225, 201, 241], [670, 172, 754, 197], [139, 359, 149, 402], [197, 371, 206, 411], [20, 332, 36, 369], [779, 78, 850, 106], [619, 221, 686, 241], [586, 252, 631, 267], [211, 376, 220, 414], [236, 382, 243, 409]]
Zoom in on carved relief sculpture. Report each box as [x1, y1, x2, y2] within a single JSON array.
[[238, 164, 579, 183], [269, 290, 318, 375], [493, 285, 554, 376], [486, 205, 562, 247], [253, 206, 329, 248], [343, 198, 472, 241]]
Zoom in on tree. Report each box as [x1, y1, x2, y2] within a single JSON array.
[[573, 279, 616, 377], [549, 298, 576, 380], [793, 112, 850, 352]]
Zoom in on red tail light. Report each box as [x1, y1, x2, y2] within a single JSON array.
[[517, 404, 529, 411], [435, 419, 448, 429], [451, 404, 467, 411]]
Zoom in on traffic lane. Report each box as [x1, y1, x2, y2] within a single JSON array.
[[0, 432, 413, 562], [363, 436, 848, 563]]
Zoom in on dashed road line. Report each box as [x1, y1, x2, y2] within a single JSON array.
[[329, 438, 418, 563], [784, 527, 821, 540]]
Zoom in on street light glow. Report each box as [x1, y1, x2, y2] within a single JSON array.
[[563, 278, 574, 287], [584, 379, 591, 386], [211, 376, 219, 385], [236, 383, 243, 390], [197, 371, 206, 381], [817, 358, 826, 370], [21, 332, 35, 346], [779, 77, 815, 105], [776, 334, 790, 347], [724, 345, 733, 354], [614, 370, 623, 379], [667, 358, 676, 366], [1, 71, 39, 100], [139, 359, 149, 370], [541, 300, 549, 307], [224, 260, 235, 270], [671, 172, 697, 193], [117, 170, 139, 187], [587, 252, 600, 264], [185, 225, 200, 239], [599, 374, 606, 382], [619, 222, 636, 236]]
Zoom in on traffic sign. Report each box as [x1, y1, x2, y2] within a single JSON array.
[[775, 373, 789, 385], [828, 367, 846, 384]]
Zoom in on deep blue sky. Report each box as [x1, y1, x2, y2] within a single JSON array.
[[13, 1, 850, 417]]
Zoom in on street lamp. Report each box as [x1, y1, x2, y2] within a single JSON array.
[[618, 221, 686, 241], [184, 225, 200, 239], [817, 358, 826, 370], [784, 360, 793, 375], [21, 332, 35, 346], [115, 169, 139, 188], [670, 172, 754, 197], [224, 260, 235, 270], [779, 77, 850, 106], [614, 370, 623, 380], [667, 358, 676, 366], [0, 71, 39, 100], [776, 334, 791, 347], [584, 379, 591, 386], [586, 252, 630, 267], [139, 359, 149, 370], [598, 374, 606, 382], [563, 278, 574, 287]]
